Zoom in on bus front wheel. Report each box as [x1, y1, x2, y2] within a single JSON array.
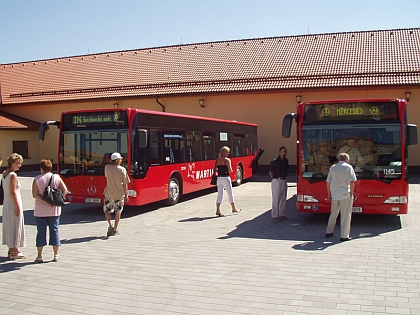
[[166, 177, 180, 206], [233, 165, 243, 186]]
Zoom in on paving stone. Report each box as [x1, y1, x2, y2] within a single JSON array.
[[0, 173, 419, 314]]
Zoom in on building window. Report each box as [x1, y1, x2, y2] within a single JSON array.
[[13, 141, 29, 159]]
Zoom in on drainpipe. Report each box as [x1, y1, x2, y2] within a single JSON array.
[[156, 96, 165, 112]]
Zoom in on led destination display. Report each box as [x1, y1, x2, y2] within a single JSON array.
[[304, 102, 399, 122], [62, 111, 128, 128]]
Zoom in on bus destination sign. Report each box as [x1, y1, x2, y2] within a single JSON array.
[[62, 111, 128, 128], [304, 102, 399, 122]]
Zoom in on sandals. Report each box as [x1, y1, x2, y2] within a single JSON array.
[[34, 255, 59, 262], [34, 257, 44, 263], [232, 209, 241, 214], [215, 211, 224, 217], [8, 252, 27, 260], [107, 225, 115, 237]]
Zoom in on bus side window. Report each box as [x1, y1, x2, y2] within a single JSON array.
[[186, 130, 202, 161], [164, 146, 175, 164], [186, 147, 194, 161], [202, 132, 216, 160]]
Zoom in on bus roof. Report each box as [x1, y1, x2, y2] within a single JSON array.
[[61, 107, 258, 127]]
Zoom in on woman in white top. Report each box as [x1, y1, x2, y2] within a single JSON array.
[[2, 153, 26, 259], [32, 159, 68, 263]]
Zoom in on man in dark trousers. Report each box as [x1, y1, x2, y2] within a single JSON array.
[[325, 152, 357, 241], [269, 146, 289, 221]]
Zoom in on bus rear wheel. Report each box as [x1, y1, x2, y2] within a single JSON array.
[[233, 165, 243, 186], [166, 177, 180, 206]]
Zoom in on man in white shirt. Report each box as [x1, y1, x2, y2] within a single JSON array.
[[103, 152, 130, 236], [325, 153, 357, 241]]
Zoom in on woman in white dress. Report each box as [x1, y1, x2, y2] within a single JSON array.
[[2, 153, 26, 259]]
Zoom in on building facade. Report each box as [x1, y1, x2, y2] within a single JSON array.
[[1, 28, 419, 171]]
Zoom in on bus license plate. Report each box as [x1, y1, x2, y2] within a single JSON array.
[[85, 198, 101, 204], [352, 207, 362, 213]]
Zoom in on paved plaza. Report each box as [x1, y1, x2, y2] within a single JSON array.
[[1, 173, 420, 315]]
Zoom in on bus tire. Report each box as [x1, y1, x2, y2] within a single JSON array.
[[166, 177, 180, 206], [233, 165, 243, 186]]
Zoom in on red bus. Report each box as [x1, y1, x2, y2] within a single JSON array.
[[282, 98, 418, 214], [39, 108, 263, 206]]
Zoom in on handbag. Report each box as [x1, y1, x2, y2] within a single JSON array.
[[210, 160, 218, 185], [42, 174, 65, 206], [0, 176, 4, 206], [210, 174, 217, 185]]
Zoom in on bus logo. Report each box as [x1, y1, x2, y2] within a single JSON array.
[[370, 106, 379, 115], [322, 108, 330, 116], [187, 163, 196, 179], [187, 163, 214, 180], [87, 185, 97, 195]]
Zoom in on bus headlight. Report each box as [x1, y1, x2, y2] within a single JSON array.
[[128, 190, 137, 197], [383, 196, 407, 204], [297, 194, 320, 203]]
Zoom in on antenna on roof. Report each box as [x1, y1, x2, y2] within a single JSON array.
[[180, 35, 183, 44], [307, 25, 310, 34]]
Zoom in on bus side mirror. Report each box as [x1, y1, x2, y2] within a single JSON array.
[[39, 121, 60, 141], [137, 129, 148, 148], [407, 124, 418, 146], [282, 113, 296, 138]]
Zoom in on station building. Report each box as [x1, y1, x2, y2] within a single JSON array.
[[0, 28, 419, 172]]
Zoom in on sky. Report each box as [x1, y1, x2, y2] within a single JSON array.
[[1, 0, 419, 64]]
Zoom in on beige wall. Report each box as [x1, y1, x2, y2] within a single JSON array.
[[0, 130, 40, 168], [3, 86, 419, 169]]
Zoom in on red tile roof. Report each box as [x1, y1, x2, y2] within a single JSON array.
[[0, 111, 40, 129], [0, 28, 419, 105]]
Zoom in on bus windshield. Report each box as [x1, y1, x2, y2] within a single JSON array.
[[302, 123, 401, 182], [60, 128, 129, 176]]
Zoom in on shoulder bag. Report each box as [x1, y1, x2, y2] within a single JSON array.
[[210, 160, 217, 185], [0, 176, 4, 206], [42, 174, 65, 206]]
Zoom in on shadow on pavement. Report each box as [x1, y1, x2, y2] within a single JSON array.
[[16, 185, 219, 227], [218, 195, 402, 250], [19, 200, 169, 226], [60, 236, 105, 244], [0, 258, 40, 273], [179, 216, 222, 222]]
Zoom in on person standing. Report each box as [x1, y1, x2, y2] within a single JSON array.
[[325, 153, 357, 241], [2, 153, 26, 259], [32, 159, 68, 262], [104, 152, 130, 236], [269, 146, 289, 221], [214, 146, 240, 217]]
